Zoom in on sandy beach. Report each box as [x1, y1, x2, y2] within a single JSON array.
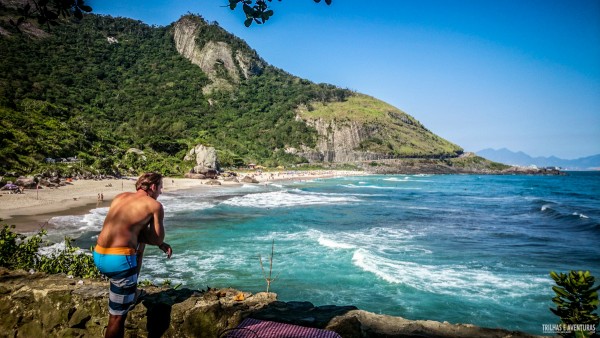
[[0, 170, 365, 233]]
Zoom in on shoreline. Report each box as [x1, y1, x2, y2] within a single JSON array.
[[1, 170, 366, 233]]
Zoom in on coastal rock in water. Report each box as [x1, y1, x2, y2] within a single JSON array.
[[241, 176, 259, 184], [0, 268, 543, 338]]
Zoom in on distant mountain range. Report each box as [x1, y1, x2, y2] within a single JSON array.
[[476, 148, 600, 171]]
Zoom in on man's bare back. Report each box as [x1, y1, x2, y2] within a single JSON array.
[[96, 190, 165, 249]]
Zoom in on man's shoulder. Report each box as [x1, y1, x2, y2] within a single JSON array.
[[113, 191, 158, 204]]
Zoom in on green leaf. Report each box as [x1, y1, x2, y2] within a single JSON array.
[[80, 5, 92, 12], [244, 18, 253, 27], [242, 4, 253, 15], [553, 286, 570, 298]]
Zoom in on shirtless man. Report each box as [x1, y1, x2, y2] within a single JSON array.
[[93, 172, 173, 338]]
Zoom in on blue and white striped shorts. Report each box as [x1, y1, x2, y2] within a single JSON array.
[[93, 246, 138, 316]]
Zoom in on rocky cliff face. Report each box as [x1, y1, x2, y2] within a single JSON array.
[[0, 268, 545, 338], [293, 95, 463, 163], [290, 116, 396, 162], [173, 16, 265, 94]]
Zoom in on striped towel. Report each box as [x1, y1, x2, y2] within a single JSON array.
[[222, 318, 342, 338]]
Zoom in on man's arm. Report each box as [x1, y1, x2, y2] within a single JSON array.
[[137, 201, 172, 258], [139, 202, 165, 245], [151, 202, 165, 243]]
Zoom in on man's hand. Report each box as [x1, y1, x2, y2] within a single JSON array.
[[158, 242, 172, 259]]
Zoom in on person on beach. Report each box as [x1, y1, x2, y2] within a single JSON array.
[[93, 172, 173, 338]]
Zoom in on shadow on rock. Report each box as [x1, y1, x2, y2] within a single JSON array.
[[138, 287, 197, 338], [250, 300, 358, 329]]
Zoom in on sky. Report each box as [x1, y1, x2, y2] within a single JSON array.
[[88, 0, 600, 159]]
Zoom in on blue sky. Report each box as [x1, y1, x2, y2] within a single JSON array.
[[88, 0, 600, 159]]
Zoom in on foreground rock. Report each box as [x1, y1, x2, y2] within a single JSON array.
[[0, 268, 545, 337]]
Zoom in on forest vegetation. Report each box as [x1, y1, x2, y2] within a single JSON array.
[[0, 7, 463, 177]]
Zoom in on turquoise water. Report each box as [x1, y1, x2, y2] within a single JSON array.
[[57, 172, 600, 335]]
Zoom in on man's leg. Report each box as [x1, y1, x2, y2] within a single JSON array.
[[105, 314, 126, 338]]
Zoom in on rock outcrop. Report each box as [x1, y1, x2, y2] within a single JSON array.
[[293, 94, 464, 163], [184, 144, 220, 174], [293, 117, 396, 163], [0, 268, 546, 338], [173, 15, 265, 94]]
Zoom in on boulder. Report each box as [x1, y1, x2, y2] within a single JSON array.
[[184, 173, 206, 179], [15, 178, 35, 188], [185, 144, 220, 172], [241, 176, 259, 184], [221, 171, 237, 178]]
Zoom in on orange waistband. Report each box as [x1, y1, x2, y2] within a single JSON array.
[[94, 245, 136, 255]]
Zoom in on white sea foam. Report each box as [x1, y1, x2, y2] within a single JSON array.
[[318, 235, 355, 249], [38, 241, 88, 256], [140, 248, 250, 285], [162, 200, 215, 215], [541, 204, 552, 211], [222, 190, 359, 208], [313, 227, 418, 255], [293, 189, 382, 197], [255, 228, 323, 244], [47, 207, 107, 235], [383, 177, 409, 182], [383, 176, 434, 183], [351, 249, 543, 300], [38, 242, 67, 256], [573, 212, 589, 218], [407, 206, 432, 210], [341, 184, 421, 190]]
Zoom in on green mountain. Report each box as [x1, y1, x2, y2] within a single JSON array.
[[0, 6, 463, 176]]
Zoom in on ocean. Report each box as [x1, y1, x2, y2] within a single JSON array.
[[48, 171, 600, 335]]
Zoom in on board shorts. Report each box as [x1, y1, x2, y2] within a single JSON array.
[[93, 245, 138, 316]]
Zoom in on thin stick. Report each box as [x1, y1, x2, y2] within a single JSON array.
[[259, 239, 279, 294]]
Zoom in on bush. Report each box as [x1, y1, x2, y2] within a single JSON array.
[[0, 224, 100, 278], [0, 225, 44, 269], [38, 237, 100, 278], [550, 270, 600, 338]]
